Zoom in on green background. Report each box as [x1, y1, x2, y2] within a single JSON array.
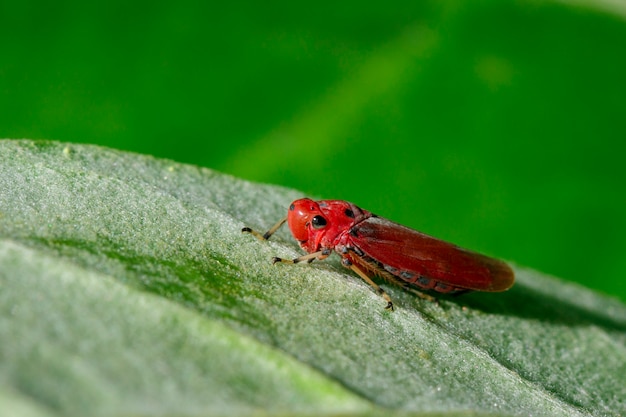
[[2, 0, 625, 302]]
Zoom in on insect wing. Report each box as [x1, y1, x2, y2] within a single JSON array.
[[348, 216, 514, 292]]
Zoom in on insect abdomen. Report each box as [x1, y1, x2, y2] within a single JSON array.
[[382, 264, 467, 294]]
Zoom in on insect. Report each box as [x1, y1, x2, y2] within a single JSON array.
[[242, 198, 514, 311]]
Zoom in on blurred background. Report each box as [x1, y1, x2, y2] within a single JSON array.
[[1, 1, 625, 302]]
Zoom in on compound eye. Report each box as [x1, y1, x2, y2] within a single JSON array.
[[311, 215, 327, 229]]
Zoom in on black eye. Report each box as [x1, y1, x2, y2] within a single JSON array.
[[289, 203, 295, 211], [344, 209, 355, 218], [311, 215, 327, 229]]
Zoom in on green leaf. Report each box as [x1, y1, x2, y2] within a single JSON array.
[[1, 139, 625, 417]]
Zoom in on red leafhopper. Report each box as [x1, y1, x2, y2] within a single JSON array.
[[243, 198, 514, 310]]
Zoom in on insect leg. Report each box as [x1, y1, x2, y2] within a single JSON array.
[[273, 248, 332, 265], [242, 216, 287, 241], [399, 282, 437, 303], [342, 258, 394, 311]]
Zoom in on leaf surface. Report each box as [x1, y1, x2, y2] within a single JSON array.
[[1, 140, 625, 416]]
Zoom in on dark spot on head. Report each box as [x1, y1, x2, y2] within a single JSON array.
[[344, 208, 355, 218]]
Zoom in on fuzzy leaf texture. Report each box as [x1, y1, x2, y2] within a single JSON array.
[[0, 140, 625, 417]]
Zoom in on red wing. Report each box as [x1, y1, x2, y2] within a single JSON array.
[[347, 216, 514, 292]]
